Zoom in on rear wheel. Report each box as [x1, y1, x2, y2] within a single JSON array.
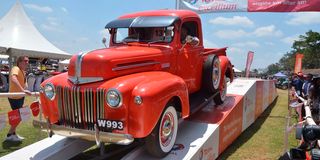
[[145, 105, 178, 158], [202, 55, 221, 94], [214, 75, 227, 105]]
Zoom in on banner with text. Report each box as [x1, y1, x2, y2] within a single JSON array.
[[177, 0, 320, 13]]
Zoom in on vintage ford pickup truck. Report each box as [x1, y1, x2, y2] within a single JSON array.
[[32, 10, 234, 157]]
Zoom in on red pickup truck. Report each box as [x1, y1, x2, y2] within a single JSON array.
[[33, 9, 234, 157]]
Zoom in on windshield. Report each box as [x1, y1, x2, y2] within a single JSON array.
[[113, 26, 174, 44]]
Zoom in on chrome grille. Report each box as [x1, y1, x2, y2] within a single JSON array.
[[56, 86, 105, 131]]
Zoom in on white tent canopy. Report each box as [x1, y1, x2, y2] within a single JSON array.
[[233, 67, 242, 73], [0, 1, 71, 59]]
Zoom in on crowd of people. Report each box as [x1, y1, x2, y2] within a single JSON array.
[[291, 72, 320, 122]]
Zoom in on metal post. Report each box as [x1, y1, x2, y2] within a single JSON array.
[[284, 71, 292, 153], [175, 0, 180, 10]]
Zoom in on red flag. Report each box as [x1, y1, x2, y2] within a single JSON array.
[[30, 101, 40, 117], [8, 109, 21, 127], [294, 53, 304, 74], [245, 51, 254, 78]]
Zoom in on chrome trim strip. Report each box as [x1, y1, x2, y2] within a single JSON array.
[[70, 87, 75, 126], [89, 89, 92, 127], [161, 62, 170, 69], [33, 120, 134, 145], [112, 62, 160, 71], [76, 52, 89, 79], [57, 86, 62, 121], [68, 76, 104, 85], [77, 87, 81, 124], [84, 88, 88, 127]]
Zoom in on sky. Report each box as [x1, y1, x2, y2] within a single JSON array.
[[0, 0, 320, 70]]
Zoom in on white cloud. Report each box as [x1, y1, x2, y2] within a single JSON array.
[[228, 47, 245, 54], [265, 42, 274, 46], [61, 7, 68, 13], [77, 37, 89, 42], [99, 29, 110, 37], [214, 29, 247, 39], [41, 24, 58, 31], [233, 41, 260, 48], [252, 25, 283, 37], [286, 13, 320, 25], [47, 17, 58, 26], [203, 39, 218, 48], [100, 29, 110, 47], [209, 16, 254, 27], [281, 35, 300, 45], [24, 4, 53, 13]]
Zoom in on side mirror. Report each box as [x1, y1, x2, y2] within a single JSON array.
[[102, 37, 107, 48], [185, 35, 200, 46]]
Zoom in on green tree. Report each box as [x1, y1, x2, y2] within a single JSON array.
[[266, 63, 281, 75], [264, 30, 320, 75], [292, 30, 320, 69]]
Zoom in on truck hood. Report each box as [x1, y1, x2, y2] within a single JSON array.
[[68, 45, 172, 84]]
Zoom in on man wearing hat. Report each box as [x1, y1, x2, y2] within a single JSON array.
[[292, 72, 304, 96]]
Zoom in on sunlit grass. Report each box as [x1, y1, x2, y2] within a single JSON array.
[[0, 96, 47, 157]]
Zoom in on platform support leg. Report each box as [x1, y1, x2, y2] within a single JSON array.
[[100, 142, 105, 156]]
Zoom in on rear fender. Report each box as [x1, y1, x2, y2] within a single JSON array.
[[218, 56, 233, 89], [128, 72, 189, 138]]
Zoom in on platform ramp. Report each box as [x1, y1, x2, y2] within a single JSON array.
[[122, 79, 277, 160], [0, 135, 95, 160]]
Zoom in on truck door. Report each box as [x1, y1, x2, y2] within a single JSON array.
[[177, 20, 203, 93]]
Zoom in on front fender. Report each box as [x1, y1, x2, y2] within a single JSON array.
[[128, 72, 189, 138]]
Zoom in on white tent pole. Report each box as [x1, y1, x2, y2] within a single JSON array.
[[175, 0, 180, 10], [7, 49, 13, 71]]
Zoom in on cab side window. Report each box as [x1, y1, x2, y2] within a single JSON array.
[[180, 21, 198, 44]]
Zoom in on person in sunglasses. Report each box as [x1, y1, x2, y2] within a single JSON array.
[[5, 56, 31, 142]]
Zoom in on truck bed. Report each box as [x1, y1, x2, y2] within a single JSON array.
[[203, 47, 227, 56]]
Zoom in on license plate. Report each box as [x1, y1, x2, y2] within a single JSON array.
[[97, 119, 124, 130]]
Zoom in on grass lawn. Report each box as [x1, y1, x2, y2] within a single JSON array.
[[0, 96, 47, 157], [0, 89, 299, 159], [218, 89, 299, 160]]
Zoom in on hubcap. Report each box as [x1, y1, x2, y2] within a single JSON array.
[[212, 58, 220, 89], [220, 78, 227, 101], [160, 112, 174, 147]]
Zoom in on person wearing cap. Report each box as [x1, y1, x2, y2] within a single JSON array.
[[292, 72, 304, 96]]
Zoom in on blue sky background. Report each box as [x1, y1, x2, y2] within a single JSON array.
[[0, 0, 319, 70]]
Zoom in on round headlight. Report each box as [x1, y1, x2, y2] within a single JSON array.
[[106, 89, 122, 108], [44, 83, 55, 100]]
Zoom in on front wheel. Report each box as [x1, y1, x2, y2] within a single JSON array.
[[145, 105, 178, 158], [214, 75, 227, 105]]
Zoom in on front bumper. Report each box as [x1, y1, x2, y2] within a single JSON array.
[[33, 120, 134, 145]]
